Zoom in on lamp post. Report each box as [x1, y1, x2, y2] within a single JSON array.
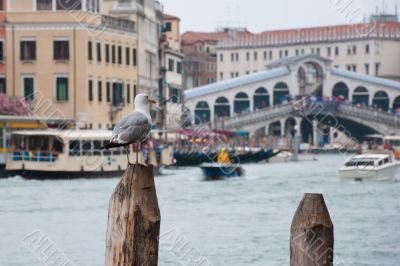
[[292, 125, 300, 162]]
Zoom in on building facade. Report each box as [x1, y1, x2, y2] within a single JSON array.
[[104, 0, 163, 98], [160, 13, 183, 130], [2, 0, 147, 129], [217, 21, 400, 83], [181, 28, 252, 89]]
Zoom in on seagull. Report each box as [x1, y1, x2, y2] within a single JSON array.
[[102, 94, 156, 165]]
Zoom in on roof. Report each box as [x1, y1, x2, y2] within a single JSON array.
[[163, 13, 180, 21], [331, 68, 400, 90], [181, 30, 252, 45], [259, 22, 400, 38], [350, 154, 389, 160], [0, 115, 72, 123], [218, 21, 400, 48], [184, 66, 289, 100], [12, 129, 113, 140]]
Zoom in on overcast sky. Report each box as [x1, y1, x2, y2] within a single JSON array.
[[163, 0, 399, 33]]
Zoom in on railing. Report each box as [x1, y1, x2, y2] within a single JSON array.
[[12, 151, 57, 162], [102, 15, 136, 33], [338, 104, 400, 127], [222, 100, 400, 131], [224, 104, 293, 129]]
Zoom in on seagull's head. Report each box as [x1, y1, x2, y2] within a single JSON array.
[[135, 94, 157, 111]]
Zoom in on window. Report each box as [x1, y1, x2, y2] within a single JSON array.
[[96, 42, 101, 62], [177, 61, 182, 74], [284, 50, 289, 57], [316, 48, 320, 55], [220, 53, 223, 62], [111, 45, 116, 63], [279, 50, 283, 58], [246, 52, 250, 61], [56, 77, 68, 101], [20, 41, 36, 61], [105, 44, 110, 63], [88, 41, 93, 61], [254, 51, 258, 61], [194, 78, 200, 87], [86, 0, 100, 12], [264, 51, 267, 60], [163, 22, 172, 32], [125, 47, 130, 65], [0, 40, 3, 61], [112, 82, 124, 106], [327, 47, 331, 56], [365, 63, 369, 75], [375, 63, 380, 76], [219, 72, 223, 80], [133, 84, 137, 100], [236, 53, 239, 61], [106, 82, 111, 102], [23, 77, 34, 101], [88, 80, 93, 101], [127, 84, 130, 103], [117, 46, 122, 64], [353, 45, 357, 55], [365, 44, 370, 54], [269, 51, 273, 60], [98, 80, 102, 102], [0, 77, 6, 94], [132, 48, 137, 66], [56, 0, 82, 10], [231, 53, 234, 62], [335, 46, 339, 56], [37, 0, 52, 10], [54, 40, 69, 60], [168, 59, 174, 71]]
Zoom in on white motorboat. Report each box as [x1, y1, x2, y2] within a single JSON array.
[[339, 154, 400, 181]]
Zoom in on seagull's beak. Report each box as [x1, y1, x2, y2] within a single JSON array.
[[149, 99, 157, 104]]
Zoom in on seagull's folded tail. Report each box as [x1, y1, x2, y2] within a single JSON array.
[[101, 142, 128, 149]]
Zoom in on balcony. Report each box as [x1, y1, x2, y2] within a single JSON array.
[[111, 1, 144, 13], [102, 15, 136, 33]]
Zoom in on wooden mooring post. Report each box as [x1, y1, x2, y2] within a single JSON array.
[[290, 193, 334, 266], [105, 164, 161, 266]]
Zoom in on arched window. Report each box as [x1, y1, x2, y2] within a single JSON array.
[[372, 91, 389, 111], [253, 87, 270, 110], [273, 82, 289, 105], [234, 92, 250, 114], [332, 82, 349, 99], [352, 86, 369, 106], [194, 101, 210, 124], [214, 97, 230, 118], [393, 96, 400, 110]]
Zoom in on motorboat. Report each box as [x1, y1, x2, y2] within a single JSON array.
[[200, 163, 244, 180], [339, 154, 400, 181]]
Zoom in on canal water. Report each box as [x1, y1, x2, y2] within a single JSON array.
[[1, 154, 399, 266]]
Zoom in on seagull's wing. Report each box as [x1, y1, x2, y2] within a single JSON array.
[[110, 111, 151, 145]]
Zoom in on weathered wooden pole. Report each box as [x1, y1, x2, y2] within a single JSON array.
[[290, 193, 333, 266], [105, 164, 161, 266]]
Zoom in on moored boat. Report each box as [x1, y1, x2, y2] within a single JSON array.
[[339, 154, 400, 181]]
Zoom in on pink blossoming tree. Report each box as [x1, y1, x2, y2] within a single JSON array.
[[0, 93, 30, 116]]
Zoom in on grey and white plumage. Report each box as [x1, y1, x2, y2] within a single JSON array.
[[102, 94, 155, 149]]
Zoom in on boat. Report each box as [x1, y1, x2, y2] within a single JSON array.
[[173, 148, 279, 166], [6, 129, 173, 179], [339, 154, 400, 181], [200, 163, 244, 180], [0, 115, 73, 177]]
